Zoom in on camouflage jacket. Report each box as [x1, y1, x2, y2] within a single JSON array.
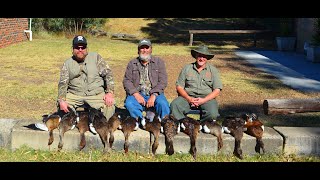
[[57, 52, 114, 101]]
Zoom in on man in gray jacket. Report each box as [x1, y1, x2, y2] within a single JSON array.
[[123, 38, 170, 121]]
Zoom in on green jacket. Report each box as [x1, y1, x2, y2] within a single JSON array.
[[176, 62, 222, 98], [57, 52, 114, 100]]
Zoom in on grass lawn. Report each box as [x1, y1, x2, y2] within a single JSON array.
[[0, 18, 320, 162], [1, 36, 319, 127]]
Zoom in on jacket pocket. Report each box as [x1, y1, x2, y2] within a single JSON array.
[[186, 75, 196, 87], [203, 78, 213, 88], [151, 68, 159, 81]]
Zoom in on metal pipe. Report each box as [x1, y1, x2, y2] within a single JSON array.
[[24, 18, 32, 41]]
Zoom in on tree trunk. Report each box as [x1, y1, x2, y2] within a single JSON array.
[[263, 98, 320, 115]]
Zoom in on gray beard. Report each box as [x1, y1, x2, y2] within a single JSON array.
[[139, 54, 151, 62]]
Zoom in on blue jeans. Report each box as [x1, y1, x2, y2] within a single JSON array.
[[124, 93, 170, 119]]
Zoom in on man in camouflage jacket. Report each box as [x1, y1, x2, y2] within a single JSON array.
[[57, 35, 115, 134]]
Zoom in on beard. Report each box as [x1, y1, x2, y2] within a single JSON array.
[[139, 54, 151, 62], [73, 51, 88, 62]]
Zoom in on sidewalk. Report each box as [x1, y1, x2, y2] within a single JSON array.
[[235, 50, 320, 92]]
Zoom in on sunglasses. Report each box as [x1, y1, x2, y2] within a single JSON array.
[[73, 45, 87, 50]]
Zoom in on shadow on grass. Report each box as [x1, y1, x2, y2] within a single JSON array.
[[113, 18, 277, 49]]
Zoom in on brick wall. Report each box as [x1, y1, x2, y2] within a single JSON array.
[[0, 18, 29, 49]]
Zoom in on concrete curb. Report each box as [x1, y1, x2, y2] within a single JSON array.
[[0, 119, 20, 148], [4, 118, 320, 157], [7, 119, 283, 156], [273, 126, 320, 155]]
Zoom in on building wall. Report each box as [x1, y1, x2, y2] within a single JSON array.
[[296, 18, 316, 53], [0, 18, 29, 49]]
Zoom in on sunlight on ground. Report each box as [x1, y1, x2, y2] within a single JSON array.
[[105, 18, 156, 39]]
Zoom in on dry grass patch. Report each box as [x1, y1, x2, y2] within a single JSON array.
[[105, 18, 156, 39]]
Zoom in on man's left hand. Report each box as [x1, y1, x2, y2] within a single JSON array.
[[146, 94, 156, 108], [104, 92, 115, 107], [192, 97, 206, 107]]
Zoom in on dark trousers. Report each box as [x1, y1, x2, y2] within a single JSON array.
[[170, 96, 220, 121]]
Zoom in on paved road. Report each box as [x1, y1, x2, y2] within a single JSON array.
[[235, 50, 320, 92]]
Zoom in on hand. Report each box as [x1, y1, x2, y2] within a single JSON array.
[[59, 100, 70, 113], [104, 92, 115, 107], [186, 96, 198, 107], [146, 94, 156, 108], [133, 93, 146, 106], [191, 97, 205, 107]]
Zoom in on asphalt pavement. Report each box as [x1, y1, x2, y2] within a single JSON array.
[[235, 50, 320, 92]]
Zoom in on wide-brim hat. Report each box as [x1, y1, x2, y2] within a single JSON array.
[[191, 45, 214, 60]]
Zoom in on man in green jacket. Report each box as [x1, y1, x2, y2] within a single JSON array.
[[170, 45, 222, 122], [56, 35, 115, 134]]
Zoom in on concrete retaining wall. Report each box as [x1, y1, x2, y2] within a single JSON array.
[[274, 126, 320, 155], [3, 118, 320, 157], [11, 119, 283, 157]]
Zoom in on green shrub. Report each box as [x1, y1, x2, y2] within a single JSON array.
[[32, 18, 107, 35]]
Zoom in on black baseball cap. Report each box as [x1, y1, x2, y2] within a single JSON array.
[[72, 35, 87, 46]]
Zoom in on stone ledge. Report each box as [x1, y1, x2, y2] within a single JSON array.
[[10, 119, 283, 156], [273, 126, 320, 155]]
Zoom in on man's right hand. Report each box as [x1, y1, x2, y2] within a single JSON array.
[[59, 100, 70, 113], [188, 97, 200, 108], [133, 92, 146, 106]]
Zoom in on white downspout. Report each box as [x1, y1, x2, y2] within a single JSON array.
[[24, 18, 32, 41]]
